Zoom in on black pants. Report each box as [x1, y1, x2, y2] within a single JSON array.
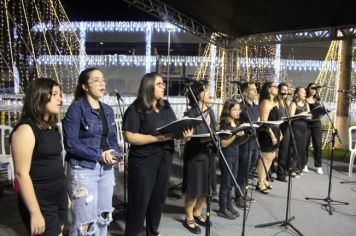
[[235, 144, 256, 197], [292, 122, 309, 170], [277, 124, 291, 178], [125, 150, 172, 236], [18, 176, 68, 236], [307, 121, 323, 167], [218, 154, 238, 210]]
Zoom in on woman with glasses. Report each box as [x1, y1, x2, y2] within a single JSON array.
[[257, 82, 282, 194], [11, 78, 67, 236], [123, 72, 192, 236], [63, 68, 122, 235], [305, 83, 323, 174]]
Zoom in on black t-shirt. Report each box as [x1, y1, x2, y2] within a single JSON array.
[[11, 118, 64, 184], [96, 105, 109, 151], [123, 99, 176, 157], [220, 123, 239, 157]]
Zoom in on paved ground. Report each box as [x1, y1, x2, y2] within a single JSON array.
[[1, 156, 356, 236]]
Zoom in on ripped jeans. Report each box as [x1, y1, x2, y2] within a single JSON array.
[[68, 162, 115, 236]]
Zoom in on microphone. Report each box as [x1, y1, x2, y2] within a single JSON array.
[[113, 89, 123, 102], [279, 92, 292, 96], [337, 89, 350, 93], [177, 77, 205, 84]]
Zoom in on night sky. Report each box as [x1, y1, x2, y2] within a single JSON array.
[[60, 0, 159, 22]]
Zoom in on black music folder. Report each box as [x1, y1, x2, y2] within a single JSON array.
[[156, 116, 203, 137], [310, 105, 330, 118]]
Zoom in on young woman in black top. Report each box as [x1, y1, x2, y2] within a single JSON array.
[[306, 83, 324, 174], [182, 81, 216, 234], [290, 87, 311, 176], [257, 82, 282, 194], [123, 72, 192, 236], [217, 99, 244, 219], [11, 78, 67, 236]]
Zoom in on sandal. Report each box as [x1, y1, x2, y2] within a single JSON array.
[[183, 218, 201, 234], [256, 182, 270, 194], [264, 181, 273, 189], [193, 215, 211, 227]]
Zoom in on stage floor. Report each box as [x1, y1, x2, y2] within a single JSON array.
[[1, 156, 356, 236]]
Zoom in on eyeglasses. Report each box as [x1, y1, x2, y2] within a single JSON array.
[[88, 78, 107, 86], [156, 82, 166, 88], [310, 87, 317, 90]]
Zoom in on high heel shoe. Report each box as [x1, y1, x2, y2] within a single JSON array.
[[264, 182, 273, 189], [256, 182, 269, 194]]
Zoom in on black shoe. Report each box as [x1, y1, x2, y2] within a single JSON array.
[[234, 197, 249, 209], [193, 215, 211, 227], [276, 176, 288, 182], [217, 209, 238, 220], [245, 195, 256, 203], [183, 219, 201, 234], [227, 206, 240, 217]]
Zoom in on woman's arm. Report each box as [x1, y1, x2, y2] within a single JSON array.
[[124, 131, 173, 145], [11, 125, 45, 235], [220, 132, 244, 148], [289, 102, 297, 116]]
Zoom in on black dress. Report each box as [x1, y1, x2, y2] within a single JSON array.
[[258, 106, 282, 152], [182, 106, 216, 198], [11, 117, 67, 236]]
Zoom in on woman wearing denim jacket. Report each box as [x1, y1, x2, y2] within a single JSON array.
[[63, 68, 122, 235]]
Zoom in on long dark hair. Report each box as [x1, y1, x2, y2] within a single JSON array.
[[220, 99, 239, 126], [20, 78, 61, 129], [187, 80, 209, 106], [259, 81, 276, 104], [136, 72, 165, 113], [306, 83, 318, 99], [74, 67, 99, 100]]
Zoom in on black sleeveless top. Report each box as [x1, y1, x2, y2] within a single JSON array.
[[11, 118, 65, 184]]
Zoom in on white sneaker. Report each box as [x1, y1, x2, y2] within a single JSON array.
[[302, 166, 309, 173], [316, 167, 323, 175]]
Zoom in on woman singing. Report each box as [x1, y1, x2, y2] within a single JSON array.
[[182, 81, 216, 234], [257, 82, 282, 194], [63, 68, 121, 235], [290, 87, 311, 176], [11, 78, 67, 236], [123, 72, 192, 236], [306, 83, 323, 174], [217, 99, 244, 220]]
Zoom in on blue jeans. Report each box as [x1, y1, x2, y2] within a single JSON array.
[[68, 162, 115, 236]]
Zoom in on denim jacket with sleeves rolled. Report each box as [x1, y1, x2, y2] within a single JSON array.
[[62, 97, 121, 169]]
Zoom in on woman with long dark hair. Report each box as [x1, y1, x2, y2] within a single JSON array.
[[182, 81, 216, 234], [290, 87, 310, 176], [256, 82, 282, 194], [11, 78, 67, 236], [276, 83, 291, 182], [123, 72, 192, 236], [217, 99, 244, 220], [63, 68, 121, 235], [306, 83, 323, 174]]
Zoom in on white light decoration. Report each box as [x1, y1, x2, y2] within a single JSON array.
[[145, 22, 152, 73], [274, 44, 281, 84], [79, 22, 86, 72], [209, 43, 217, 95]]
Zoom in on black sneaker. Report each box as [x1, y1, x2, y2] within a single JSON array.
[[245, 196, 255, 203], [234, 197, 249, 209], [227, 206, 240, 217], [276, 176, 288, 182], [217, 209, 238, 220]]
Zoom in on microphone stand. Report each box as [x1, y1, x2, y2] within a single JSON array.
[[183, 81, 244, 236], [232, 83, 270, 236], [112, 92, 128, 221], [255, 95, 303, 236], [305, 91, 349, 215]]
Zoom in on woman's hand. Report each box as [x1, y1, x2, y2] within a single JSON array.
[[271, 136, 278, 146], [182, 127, 193, 142], [235, 131, 244, 137], [30, 212, 45, 236], [101, 149, 117, 165]]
